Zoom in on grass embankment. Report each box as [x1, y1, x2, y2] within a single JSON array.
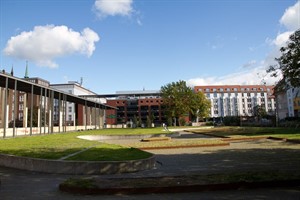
[[0, 127, 166, 161]]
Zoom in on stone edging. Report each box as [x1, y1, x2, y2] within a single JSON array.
[[77, 133, 180, 141], [0, 153, 156, 175]]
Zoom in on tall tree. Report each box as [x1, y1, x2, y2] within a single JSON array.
[[161, 80, 211, 126], [267, 29, 300, 89]]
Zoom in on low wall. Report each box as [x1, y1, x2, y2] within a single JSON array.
[[0, 125, 98, 138], [0, 153, 156, 175]]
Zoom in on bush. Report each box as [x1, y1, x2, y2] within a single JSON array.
[[179, 118, 186, 126], [223, 116, 240, 126]]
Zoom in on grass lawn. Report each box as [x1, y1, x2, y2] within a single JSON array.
[[1, 126, 298, 161], [125, 139, 228, 149], [0, 128, 160, 161], [190, 126, 300, 139]]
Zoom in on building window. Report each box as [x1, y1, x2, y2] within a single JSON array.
[[68, 106, 72, 112], [68, 115, 72, 121], [19, 95, 24, 102], [19, 113, 23, 120]]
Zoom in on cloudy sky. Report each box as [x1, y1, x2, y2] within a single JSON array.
[[1, 0, 299, 93]]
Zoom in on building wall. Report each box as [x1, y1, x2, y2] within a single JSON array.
[[50, 82, 97, 126], [105, 97, 166, 125], [194, 85, 275, 118]]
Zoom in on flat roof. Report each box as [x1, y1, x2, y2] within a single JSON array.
[[80, 91, 162, 98], [0, 73, 116, 110]]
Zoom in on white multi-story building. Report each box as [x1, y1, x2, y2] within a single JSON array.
[[50, 81, 102, 125], [194, 85, 276, 118], [286, 87, 300, 118]]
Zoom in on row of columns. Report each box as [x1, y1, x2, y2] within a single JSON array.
[[1, 76, 106, 138]]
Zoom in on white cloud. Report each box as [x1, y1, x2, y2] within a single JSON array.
[[94, 0, 133, 18], [186, 65, 280, 88], [280, 1, 300, 31], [242, 60, 257, 68], [187, 1, 298, 88], [3, 25, 100, 68], [272, 31, 294, 47]]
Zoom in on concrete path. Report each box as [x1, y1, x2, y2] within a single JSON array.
[[1, 133, 300, 199]]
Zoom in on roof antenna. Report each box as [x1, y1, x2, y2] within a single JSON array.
[[80, 77, 83, 86]]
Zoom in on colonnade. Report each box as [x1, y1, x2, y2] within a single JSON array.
[[0, 73, 110, 138]]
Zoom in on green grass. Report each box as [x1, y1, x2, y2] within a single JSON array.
[[126, 139, 227, 149], [191, 126, 300, 139], [0, 129, 155, 161], [1, 126, 299, 161], [66, 144, 152, 161]]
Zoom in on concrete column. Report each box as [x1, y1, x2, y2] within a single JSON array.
[[13, 80, 17, 137], [58, 93, 62, 133], [44, 88, 47, 134], [48, 89, 51, 134], [73, 104, 76, 128], [63, 94, 67, 132], [39, 87, 43, 134], [50, 90, 54, 133], [23, 93, 28, 128], [85, 101, 87, 130], [3, 77, 8, 138], [30, 84, 33, 136], [94, 104, 97, 129]]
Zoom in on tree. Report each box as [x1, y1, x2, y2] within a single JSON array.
[[253, 105, 267, 121], [161, 80, 211, 126], [190, 91, 211, 121], [267, 29, 300, 89]]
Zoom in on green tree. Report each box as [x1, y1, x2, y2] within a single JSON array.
[[161, 80, 211, 126], [253, 105, 267, 121], [267, 29, 300, 88], [190, 91, 211, 121]]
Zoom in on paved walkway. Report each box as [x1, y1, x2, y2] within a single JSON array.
[[1, 132, 300, 199]]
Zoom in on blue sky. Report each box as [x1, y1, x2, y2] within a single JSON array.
[[1, 0, 299, 94]]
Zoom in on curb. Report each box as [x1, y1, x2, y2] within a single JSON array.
[[59, 178, 300, 195], [0, 153, 156, 175]]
